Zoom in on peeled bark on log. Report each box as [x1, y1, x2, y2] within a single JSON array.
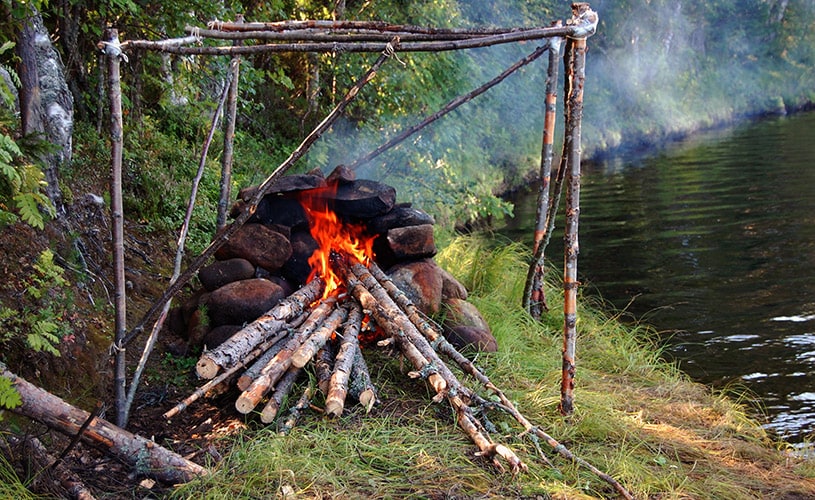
[[236, 332, 292, 391], [260, 366, 302, 424], [291, 303, 349, 368], [196, 277, 324, 379], [325, 303, 364, 417], [235, 298, 336, 414], [1, 362, 206, 484]]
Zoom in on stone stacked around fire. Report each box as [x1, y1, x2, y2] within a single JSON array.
[[169, 167, 497, 355]]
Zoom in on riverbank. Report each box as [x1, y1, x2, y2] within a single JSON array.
[[169, 235, 815, 499]]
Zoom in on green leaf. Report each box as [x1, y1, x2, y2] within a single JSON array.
[[14, 192, 46, 229], [27, 320, 61, 356], [0, 376, 22, 410]]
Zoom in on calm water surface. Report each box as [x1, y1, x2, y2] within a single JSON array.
[[501, 112, 815, 442]]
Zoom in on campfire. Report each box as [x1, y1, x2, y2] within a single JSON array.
[[165, 166, 524, 471]]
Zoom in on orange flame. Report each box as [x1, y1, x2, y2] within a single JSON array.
[[301, 187, 375, 299]]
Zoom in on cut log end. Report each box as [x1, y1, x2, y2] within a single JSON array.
[[235, 395, 258, 414], [260, 401, 280, 424], [196, 358, 220, 379], [324, 397, 345, 418]]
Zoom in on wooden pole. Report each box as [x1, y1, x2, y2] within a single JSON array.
[[217, 17, 243, 232], [523, 29, 563, 318], [558, 2, 596, 416], [125, 24, 589, 55], [102, 28, 128, 427]]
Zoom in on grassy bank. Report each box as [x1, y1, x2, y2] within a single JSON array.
[[171, 235, 815, 499]]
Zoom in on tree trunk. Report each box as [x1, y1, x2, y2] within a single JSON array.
[[14, 1, 71, 214], [1, 362, 207, 484]]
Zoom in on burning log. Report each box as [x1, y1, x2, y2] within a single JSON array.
[[196, 277, 324, 379], [234, 297, 337, 414], [325, 302, 364, 417]]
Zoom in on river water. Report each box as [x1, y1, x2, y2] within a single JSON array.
[[500, 111, 815, 443]]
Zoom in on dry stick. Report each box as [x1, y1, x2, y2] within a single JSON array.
[[206, 19, 549, 35], [119, 39, 398, 349], [235, 298, 337, 414], [217, 18, 242, 231], [346, 42, 551, 171], [278, 384, 315, 435], [314, 338, 337, 395], [122, 69, 235, 427], [345, 269, 525, 473], [523, 31, 563, 318], [559, 34, 587, 418], [102, 28, 128, 427], [260, 366, 303, 424], [196, 277, 324, 379], [349, 349, 378, 413], [325, 302, 364, 417], [163, 326, 294, 420], [365, 261, 633, 498], [126, 25, 585, 55], [291, 302, 350, 369]]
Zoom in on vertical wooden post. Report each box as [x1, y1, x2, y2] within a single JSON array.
[[523, 26, 563, 319], [558, 2, 595, 416], [103, 28, 128, 427], [217, 17, 243, 232]]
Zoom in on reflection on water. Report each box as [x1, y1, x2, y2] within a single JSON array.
[[501, 112, 815, 442]]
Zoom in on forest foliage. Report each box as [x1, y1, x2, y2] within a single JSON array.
[[4, 0, 814, 244]]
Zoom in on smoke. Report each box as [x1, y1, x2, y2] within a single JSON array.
[[302, 1, 815, 221]]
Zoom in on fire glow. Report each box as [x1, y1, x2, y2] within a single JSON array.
[[301, 187, 376, 299]]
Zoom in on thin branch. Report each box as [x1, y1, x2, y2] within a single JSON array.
[[347, 41, 551, 171]]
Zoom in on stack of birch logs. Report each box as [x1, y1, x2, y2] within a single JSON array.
[[167, 256, 527, 471]]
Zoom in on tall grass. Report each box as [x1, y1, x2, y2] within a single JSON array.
[[173, 234, 812, 499]]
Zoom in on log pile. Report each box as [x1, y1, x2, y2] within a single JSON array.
[[162, 167, 635, 494]]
